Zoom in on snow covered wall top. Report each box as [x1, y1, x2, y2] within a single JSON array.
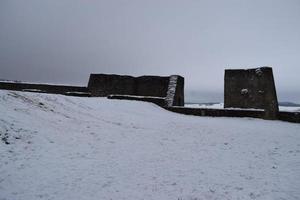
[[224, 67, 279, 119]]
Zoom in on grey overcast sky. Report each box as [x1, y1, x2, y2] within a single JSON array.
[[0, 0, 300, 103]]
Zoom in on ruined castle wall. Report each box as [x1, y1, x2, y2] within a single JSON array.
[[87, 74, 184, 106], [224, 67, 279, 119]]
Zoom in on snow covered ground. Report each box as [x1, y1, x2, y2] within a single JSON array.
[[1, 90, 300, 200], [186, 103, 300, 112]]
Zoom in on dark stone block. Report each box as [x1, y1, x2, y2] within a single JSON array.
[[224, 67, 279, 119]]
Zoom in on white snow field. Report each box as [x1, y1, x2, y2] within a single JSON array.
[[1, 90, 300, 200]]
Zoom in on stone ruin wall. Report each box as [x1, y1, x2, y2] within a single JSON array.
[[0, 74, 185, 107], [87, 74, 184, 106], [0, 69, 299, 123]]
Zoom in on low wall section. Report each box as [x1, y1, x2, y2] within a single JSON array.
[[0, 82, 90, 96], [107, 95, 166, 107], [166, 107, 265, 119], [278, 111, 300, 123], [165, 106, 300, 123]]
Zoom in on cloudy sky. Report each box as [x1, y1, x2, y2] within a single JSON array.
[[1, 0, 299, 102]]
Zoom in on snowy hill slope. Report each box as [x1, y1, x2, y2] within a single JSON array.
[[0, 90, 300, 200]]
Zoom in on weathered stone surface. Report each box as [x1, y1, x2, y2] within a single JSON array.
[[224, 67, 279, 119], [88, 74, 136, 97]]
